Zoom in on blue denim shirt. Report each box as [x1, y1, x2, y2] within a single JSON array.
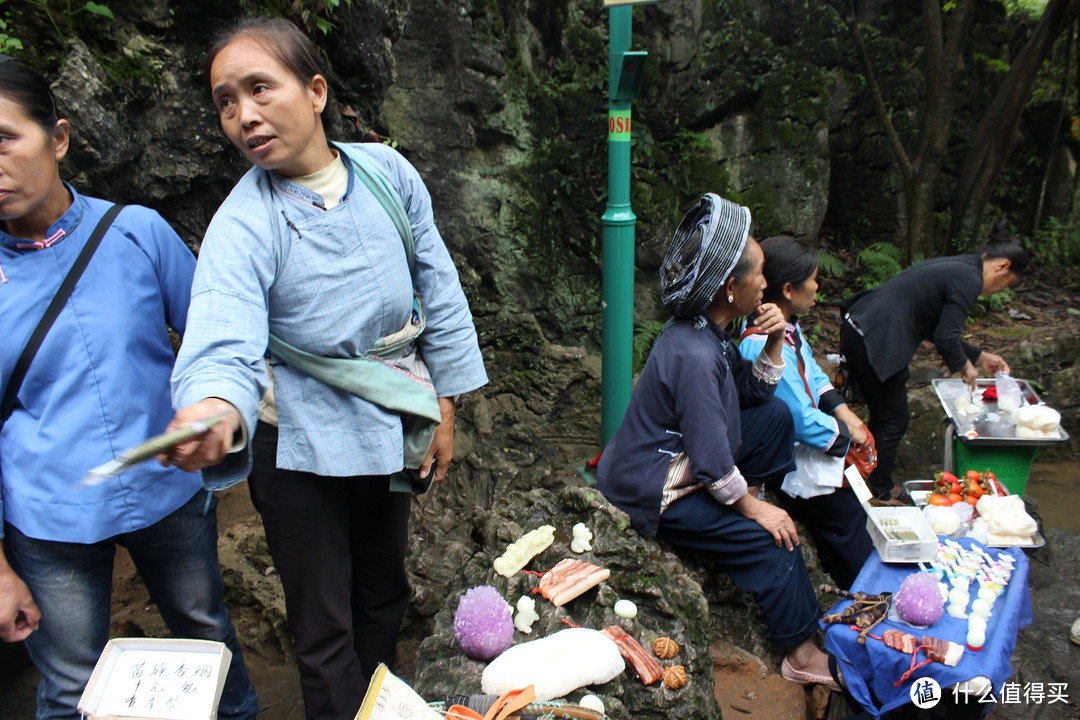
[[172, 143, 488, 487], [0, 187, 202, 542]]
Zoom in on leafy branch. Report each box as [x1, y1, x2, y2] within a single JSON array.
[[19, 0, 113, 39]]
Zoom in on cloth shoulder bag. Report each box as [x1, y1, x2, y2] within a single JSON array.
[[267, 145, 440, 493]]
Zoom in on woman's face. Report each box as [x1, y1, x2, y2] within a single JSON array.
[[0, 94, 68, 231], [785, 268, 819, 316], [981, 259, 1020, 296], [210, 37, 330, 178], [729, 238, 767, 316]]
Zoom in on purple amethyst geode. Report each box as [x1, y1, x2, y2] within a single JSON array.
[[453, 585, 515, 660], [894, 572, 945, 626]]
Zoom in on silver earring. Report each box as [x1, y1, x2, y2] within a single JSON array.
[[727, 294, 734, 303]]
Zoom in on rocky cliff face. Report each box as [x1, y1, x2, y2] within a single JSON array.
[[41, 0, 854, 340]]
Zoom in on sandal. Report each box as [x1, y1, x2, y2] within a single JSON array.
[[781, 656, 843, 693]]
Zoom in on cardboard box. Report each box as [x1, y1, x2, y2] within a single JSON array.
[[77, 638, 231, 720], [846, 466, 939, 563]]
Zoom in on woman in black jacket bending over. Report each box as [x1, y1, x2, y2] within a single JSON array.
[[838, 228, 1028, 503]]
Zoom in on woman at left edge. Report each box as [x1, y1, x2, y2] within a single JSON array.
[[0, 55, 257, 720]]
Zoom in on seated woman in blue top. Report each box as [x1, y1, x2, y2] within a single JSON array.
[[738, 236, 873, 590], [0, 56, 256, 720], [161, 18, 487, 720], [598, 194, 840, 692]]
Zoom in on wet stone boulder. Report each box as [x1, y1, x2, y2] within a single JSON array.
[[411, 485, 720, 718], [410, 484, 838, 718]]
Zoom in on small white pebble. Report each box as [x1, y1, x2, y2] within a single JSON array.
[[579, 694, 605, 714], [613, 599, 637, 619]]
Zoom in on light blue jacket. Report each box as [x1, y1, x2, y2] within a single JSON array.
[[0, 187, 201, 543], [739, 321, 850, 456], [172, 143, 488, 487]]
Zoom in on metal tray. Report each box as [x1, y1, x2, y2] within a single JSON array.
[[901, 480, 1046, 548], [986, 530, 1046, 549], [903, 479, 935, 507], [932, 378, 1070, 447]]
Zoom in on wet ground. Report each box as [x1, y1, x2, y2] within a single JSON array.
[[1025, 461, 1080, 534]]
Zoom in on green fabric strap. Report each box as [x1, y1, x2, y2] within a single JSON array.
[[265, 306, 442, 465], [334, 142, 416, 274], [266, 144, 440, 489]]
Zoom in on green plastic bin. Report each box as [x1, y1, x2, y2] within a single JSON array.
[[952, 439, 1038, 496]]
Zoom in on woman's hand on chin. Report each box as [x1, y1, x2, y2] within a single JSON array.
[[753, 302, 786, 337]]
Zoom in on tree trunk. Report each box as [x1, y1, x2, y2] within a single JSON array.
[[950, 0, 1080, 244], [903, 0, 974, 259], [846, 0, 974, 260]]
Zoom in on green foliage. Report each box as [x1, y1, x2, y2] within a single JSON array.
[[14, 0, 114, 39], [855, 242, 904, 289], [106, 53, 159, 85], [804, 322, 822, 346], [0, 0, 22, 54], [817, 249, 846, 279], [632, 319, 666, 373], [257, 0, 353, 36], [1001, 0, 1047, 18], [653, 129, 713, 188], [511, 15, 607, 279], [972, 288, 1013, 317], [1032, 217, 1080, 266], [972, 52, 1010, 75]]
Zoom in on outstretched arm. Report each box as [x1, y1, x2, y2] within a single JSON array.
[[976, 351, 1009, 375]]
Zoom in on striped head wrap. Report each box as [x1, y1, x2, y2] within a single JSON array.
[[659, 193, 751, 319]]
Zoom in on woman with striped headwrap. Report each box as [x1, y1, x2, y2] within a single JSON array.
[[598, 194, 841, 691]]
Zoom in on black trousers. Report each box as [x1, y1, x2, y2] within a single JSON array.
[[249, 422, 412, 720], [840, 324, 910, 499], [658, 398, 820, 647], [769, 487, 873, 590]]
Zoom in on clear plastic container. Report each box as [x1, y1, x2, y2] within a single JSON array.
[[995, 371, 1023, 413]]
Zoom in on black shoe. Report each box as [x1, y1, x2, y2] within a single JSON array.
[[874, 487, 913, 506]]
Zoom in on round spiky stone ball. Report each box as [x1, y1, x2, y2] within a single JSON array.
[[894, 572, 945, 626], [453, 585, 514, 660]]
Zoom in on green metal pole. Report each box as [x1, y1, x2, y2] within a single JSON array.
[[600, 6, 636, 449]]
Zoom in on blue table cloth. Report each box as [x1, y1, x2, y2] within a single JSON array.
[[822, 537, 1032, 717]]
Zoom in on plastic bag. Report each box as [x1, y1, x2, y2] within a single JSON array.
[[994, 371, 1023, 413], [781, 444, 845, 499]]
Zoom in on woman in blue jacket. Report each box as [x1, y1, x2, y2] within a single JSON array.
[[161, 19, 487, 720], [739, 237, 873, 589], [0, 56, 256, 720]]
